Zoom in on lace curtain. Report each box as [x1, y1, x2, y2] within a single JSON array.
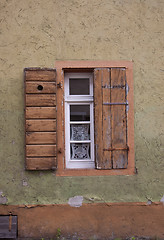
[[70, 124, 90, 159], [70, 124, 90, 140]]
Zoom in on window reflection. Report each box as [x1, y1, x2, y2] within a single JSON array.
[[69, 78, 89, 95], [70, 105, 90, 121]]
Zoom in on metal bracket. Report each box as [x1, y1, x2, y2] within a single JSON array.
[[57, 82, 62, 88], [102, 85, 125, 89], [103, 102, 128, 105]]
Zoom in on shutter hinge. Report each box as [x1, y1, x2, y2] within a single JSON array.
[[58, 148, 62, 154], [57, 82, 62, 88], [103, 102, 128, 105], [102, 85, 125, 89]]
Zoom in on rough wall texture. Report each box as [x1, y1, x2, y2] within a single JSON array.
[[0, 0, 163, 205], [1, 203, 164, 239]]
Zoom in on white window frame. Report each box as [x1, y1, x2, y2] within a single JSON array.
[[64, 72, 95, 169]]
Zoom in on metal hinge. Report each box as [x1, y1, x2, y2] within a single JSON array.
[[103, 102, 128, 105], [57, 82, 62, 88], [102, 85, 125, 89]]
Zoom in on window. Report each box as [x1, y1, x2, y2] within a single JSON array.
[[24, 61, 135, 176], [64, 73, 94, 169]]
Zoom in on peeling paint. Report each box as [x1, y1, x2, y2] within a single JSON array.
[[22, 180, 28, 187], [0, 192, 8, 204], [68, 196, 83, 207], [160, 195, 164, 204], [147, 200, 152, 205]]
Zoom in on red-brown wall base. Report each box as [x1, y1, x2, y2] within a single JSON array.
[[0, 203, 163, 239]]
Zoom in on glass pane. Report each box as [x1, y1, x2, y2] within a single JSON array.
[[70, 105, 90, 121], [70, 143, 90, 159], [70, 124, 90, 141], [69, 78, 89, 95]]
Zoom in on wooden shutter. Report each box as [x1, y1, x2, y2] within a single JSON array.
[[25, 68, 57, 170], [94, 68, 128, 169]]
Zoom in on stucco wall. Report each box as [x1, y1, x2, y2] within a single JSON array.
[[0, 0, 163, 205]]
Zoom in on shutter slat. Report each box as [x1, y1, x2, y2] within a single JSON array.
[[111, 105, 126, 148], [102, 68, 112, 169], [26, 81, 56, 93], [111, 67, 125, 86], [26, 94, 56, 106], [26, 107, 56, 119], [25, 68, 57, 170], [25, 69, 56, 81], [26, 119, 56, 132], [26, 132, 56, 144], [94, 68, 112, 169], [112, 150, 128, 169], [94, 69, 103, 168], [26, 145, 56, 157], [111, 68, 128, 169], [111, 88, 125, 103], [26, 157, 57, 170]]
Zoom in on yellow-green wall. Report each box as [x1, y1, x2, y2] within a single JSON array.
[[0, 0, 163, 205]]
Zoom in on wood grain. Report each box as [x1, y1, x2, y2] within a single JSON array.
[[56, 69, 64, 171], [26, 107, 56, 119], [102, 68, 112, 169], [26, 94, 56, 106], [26, 132, 56, 144], [26, 81, 56, 93], [94, 69, 103, 169], [26, 157, 57, 170], [25, 68, 57, 170], [111, 67, 126, 86], [94, 68, 113, 169], [26, 119, 56, 132], [111, 88, 125, 103], [112, 150, 128, 169], [25, 70, 56, 81], [111, 68, 127, 169], [111, 105, 126, 148], [26, 145, 56, 157]]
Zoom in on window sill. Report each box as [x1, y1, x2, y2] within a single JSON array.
[[56, 167, 135, 176]]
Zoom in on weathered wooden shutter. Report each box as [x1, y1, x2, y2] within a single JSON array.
[[25, 68, 57, 170], [94, 68, 128, 169]]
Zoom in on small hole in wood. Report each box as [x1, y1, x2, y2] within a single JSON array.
[[37, 85, 43, 91]]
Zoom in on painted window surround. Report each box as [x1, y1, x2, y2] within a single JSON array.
[[55, 61, 135, 176]]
